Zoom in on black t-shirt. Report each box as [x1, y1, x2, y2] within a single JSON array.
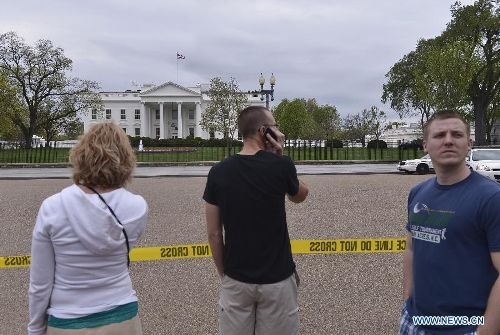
[[203, 150, 300, 284]]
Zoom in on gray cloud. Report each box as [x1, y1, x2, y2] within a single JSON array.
[[1, 0, 475, 120]]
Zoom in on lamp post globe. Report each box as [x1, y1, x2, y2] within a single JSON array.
[[259, 73, 276, 110]]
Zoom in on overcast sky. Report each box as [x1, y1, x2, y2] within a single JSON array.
[[1, 0, 475, 121]]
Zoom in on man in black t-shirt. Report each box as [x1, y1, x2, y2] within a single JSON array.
[[203, 106, 309, 335]]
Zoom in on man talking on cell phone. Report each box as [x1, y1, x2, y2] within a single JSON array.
[[203, 106, 309, 335]]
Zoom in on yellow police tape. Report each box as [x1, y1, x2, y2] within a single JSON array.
[[0, 238, 406, 269]]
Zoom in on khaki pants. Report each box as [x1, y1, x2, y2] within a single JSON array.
[[219, 273, 300, 335], [47, 314, 142, 335]]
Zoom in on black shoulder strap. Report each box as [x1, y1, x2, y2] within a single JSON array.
[[85, 185, 130, 267]]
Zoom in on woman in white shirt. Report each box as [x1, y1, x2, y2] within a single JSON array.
[[28, 122, 148, 335]]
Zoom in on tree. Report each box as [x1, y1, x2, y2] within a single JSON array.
[[311, 104, 342, 141], [342, 113, 367, 146], [38, 109, 83, 145], [441, 0, 500, 145], [364, 106, 387, 146], [341, 107, 386, 148], [273, 98, 312, 142], [0, 71, 24, 140], [199, 76, 248, 156], [382, 38, 436, 128], [421, 38, 477, 113], [485, 94, 500, 144], [36, 95, 91, 144], [0, 32, 101, 148], [272, 98, 289, 123]]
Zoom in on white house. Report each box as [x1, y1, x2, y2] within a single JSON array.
[[82, 81, 265, 139], [369, 121, 476, 147]]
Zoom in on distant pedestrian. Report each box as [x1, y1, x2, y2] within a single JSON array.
[[203, 106, 309, 334], [400, 109, 500, 335], [28, 122, 148, 335]]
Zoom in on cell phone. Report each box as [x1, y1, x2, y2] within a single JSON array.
[[263, 127, 278, 141]]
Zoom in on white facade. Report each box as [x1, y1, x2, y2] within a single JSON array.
[[379, 122, 423, 147], [372, 121, 476, 147], [82, 82, 264, 139]]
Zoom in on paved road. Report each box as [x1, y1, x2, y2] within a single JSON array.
[[1, 174, 429, 334], [0, 163, 403, 179]]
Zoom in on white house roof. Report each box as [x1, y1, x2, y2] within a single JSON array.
[[140, 81, 201, 97]]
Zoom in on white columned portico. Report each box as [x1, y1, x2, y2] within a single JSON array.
[[195, 102, 202, 137], [159, 102, 165, 139], [177, 102, 183, 138], [140, 102, 147, 137]]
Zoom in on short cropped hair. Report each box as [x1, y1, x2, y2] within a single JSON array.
[[69, 122, 136, 187], [238, 106, 269, 138], [423, 109, 470, 140]]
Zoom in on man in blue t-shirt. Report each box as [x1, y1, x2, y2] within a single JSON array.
[[400, 109, 500, 335], [203, 106, 309, 335]]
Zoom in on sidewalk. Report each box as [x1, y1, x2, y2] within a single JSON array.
[[0, 162, 401, 179]]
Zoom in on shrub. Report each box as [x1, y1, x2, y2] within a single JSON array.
[[367, 139, 388, 149], [128, 136, 243, 148], [399, 139, 423, 150], [324, 139, 344, 148]]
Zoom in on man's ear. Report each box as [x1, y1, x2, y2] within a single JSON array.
[[423, 140, 428, 153]]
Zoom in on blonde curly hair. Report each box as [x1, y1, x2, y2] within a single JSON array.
[[69, 122, 136, 187]]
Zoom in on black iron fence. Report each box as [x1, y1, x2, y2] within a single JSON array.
[[0, 142, 424, 164]]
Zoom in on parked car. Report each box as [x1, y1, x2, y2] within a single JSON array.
[[466, 148, 500, 182], [397, 154, 434, 175]]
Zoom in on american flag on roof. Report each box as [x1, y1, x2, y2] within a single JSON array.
[[177, 53, 185, 59]]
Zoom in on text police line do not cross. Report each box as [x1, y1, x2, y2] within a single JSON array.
[[0, 238, 407, 269]]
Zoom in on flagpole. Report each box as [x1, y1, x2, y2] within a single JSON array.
[[176, 51, 178, 84]]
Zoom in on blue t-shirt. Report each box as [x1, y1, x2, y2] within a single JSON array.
[[406, 171, 500, 334]]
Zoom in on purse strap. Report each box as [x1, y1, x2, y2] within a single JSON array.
[[85, 185, 130, 267]]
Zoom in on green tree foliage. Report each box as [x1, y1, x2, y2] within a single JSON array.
[[312, 104, 342, 141], [199, 76, 248, 155], [272, 98, 289, 122], [384, 0, 500, 145], [364, 106, 387, 144], [273, 99, 312, 140], [0, 71, 24, 140], [0, 32, 101, 148], [342, 113, 366, 146], [421, 38, 477, 113], [382, 38, 435, 127], [342, 107, 386, 147], [442, 0, 500, 145], [274, 98, 340, 142]]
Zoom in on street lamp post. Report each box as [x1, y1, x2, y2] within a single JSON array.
[[259, 73, 276, 110]]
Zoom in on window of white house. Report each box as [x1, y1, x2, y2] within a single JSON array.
[[189, 127, 194, 137], [122, 128, 127, 134], [209, 129, 215, 139], [105, 109, 111, 120], [238, 131, 242, 140], [135, 109, 140, 120], [156, 110, 160, 120], [155, 128, 160, 139], [120, 109, 126, 120], [135, 128, 140, 136], [172, 110, 178, 119], [171, 135, 178, 139], [91, 109, 97, 120], [188, 110, 194, 120]]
